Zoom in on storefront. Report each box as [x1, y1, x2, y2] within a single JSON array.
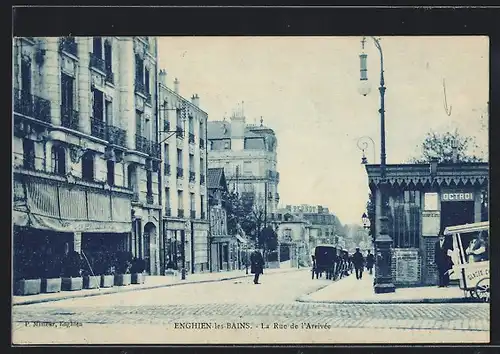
[[365, 161, 488, 286]]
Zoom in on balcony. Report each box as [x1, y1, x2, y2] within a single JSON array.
[[146, 194, 154, 205], [176, 126, 184, 139], [89, 53, 106, 73], [135, 80, 147, 97], [188, 133, 195, 144], [178, 209, 184, 218], [105, 66, 114, 84], [164, 163, 171, 176], [190, 210, 196, 219], [59, 37, 78, 57], [177, 167, 184, 178], [199, 138, 205, 149], [189, 171, 196, 183], [60, 105, 79, 130], [165, 208, 171, 217], [107, 125, 127, 147], [135, 135, 160, 158], [13, 89, 51, 124], [90, 118, 107, 140], [200, 174, 205, 184], [132, 192, 140, 202]]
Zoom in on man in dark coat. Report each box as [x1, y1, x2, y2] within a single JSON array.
[[434, 232, 453, 287], [352, 248, 365, 280], [250, 249, 265, 284], [365, 250, 375, 275]]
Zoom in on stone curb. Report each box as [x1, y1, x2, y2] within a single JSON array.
[[13, 268, 302, 306], [296, 294, 485, 304]]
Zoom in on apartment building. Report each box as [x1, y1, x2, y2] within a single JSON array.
[[158, 71, 210, 274], [12, 36, 163, 277], [207, 112, 280, 219]]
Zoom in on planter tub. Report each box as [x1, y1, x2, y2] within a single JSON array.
[[83, 275, 100, 289], [131, 273, 145, 284], [114, 274, 131, 286], [41, 278, 62, 293], [61, 277, 83, 291], [15, 278, 41, 296], [100, 275, 114, 288]]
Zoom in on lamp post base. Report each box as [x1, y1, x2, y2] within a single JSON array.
[[374, 282, 395, 294]]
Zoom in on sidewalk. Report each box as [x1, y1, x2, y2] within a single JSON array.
[[13, 267, 300, 306], [297, 272, 476, 304]]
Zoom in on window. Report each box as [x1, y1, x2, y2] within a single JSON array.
[[424, 192, 439, 211], [176, 109, 183, 129], [81, 152, 94, 181], [92, 88, 104, 121], [23, 139, 35, 170], [391, 190, 421, 248], [61, 73, 74, 111], [199, 119, 204, 138], [200, 195, 205, 218], [145, 68, 150, 94], [51, 145, 66, 175], [200, 157, 204, 174], [136, 110, 143, 136], [135, 54, 144, 83], [188, 116, 194, 134], [243, 161, 252, 175], [178, 190, 183, 209], [104, 40, 112, 72], [163, 99, 169, 123], [21, 58, 32, 94], [164, 144, 169, 162], [165, 187, 170, 209], [189, 154, 194, 172], [93, 37, 103, 58], [128, 165, 137, 191], [177, 149, 183, 168], [105, 100, 113, 125], [190, 192, 195, 211], [106, 160, 115, 186], [146, 170, 152, 195]]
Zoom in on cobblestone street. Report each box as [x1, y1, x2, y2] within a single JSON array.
[[12, 270, 489, 344]]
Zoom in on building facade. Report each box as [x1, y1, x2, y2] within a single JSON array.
[[279, 204, 345, 247], [158, 71, 210, 274], [276, 215, 311, 267], [13, 36, 162, 277], [207, 113, 279, 218], [365, 161, 489, 286]]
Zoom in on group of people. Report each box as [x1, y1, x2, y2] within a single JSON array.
[[434, 230, 488, 288], [311, 248, 375, 281]]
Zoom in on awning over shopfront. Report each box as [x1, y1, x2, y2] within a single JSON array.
[[13, 173, 132, 233]]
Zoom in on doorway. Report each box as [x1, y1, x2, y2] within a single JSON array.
[[440, 201, 475, 231]]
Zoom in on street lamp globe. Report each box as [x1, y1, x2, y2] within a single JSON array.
[[358, 78, 372, 97], [358, 51, 372, 96]]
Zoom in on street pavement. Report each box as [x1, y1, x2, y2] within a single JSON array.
[[12, 269, 489, 344]]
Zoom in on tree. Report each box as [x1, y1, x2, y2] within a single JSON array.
[[408, 128, 484, 163], [259, 226, 278, 252]]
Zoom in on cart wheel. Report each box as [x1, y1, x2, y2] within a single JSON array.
[[475, 277, 490, 303]]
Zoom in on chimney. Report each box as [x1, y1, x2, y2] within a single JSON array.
[[159, 69, 167, 86], [451, 139, 458, 163], [191, 94, 199, 107], [174, 78, 179, 94]]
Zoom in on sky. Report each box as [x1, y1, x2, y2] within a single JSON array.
[[157, 36, 489, 225]]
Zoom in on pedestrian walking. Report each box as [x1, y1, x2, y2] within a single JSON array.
[[250, 249, 265, 284], [311, 255, 319, 279], [434, 231, 453, 287], [366, 250, 375, 275], [352, 248, 365, 280]]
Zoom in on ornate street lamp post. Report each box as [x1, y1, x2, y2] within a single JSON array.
[[357, 136, 376, 165], [358, 36, 395, 293]]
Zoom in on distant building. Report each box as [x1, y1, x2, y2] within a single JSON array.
[[207, 112, 279, 218], [276, 214, 311, 267], [276, 204, 345, 247], [158, 71, 210, 274]]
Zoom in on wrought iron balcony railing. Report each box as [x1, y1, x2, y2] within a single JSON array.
[[189, 171, 196, 183], [59, 38, 78, 57], [176, 126, 184, 139], [188, 133, 195, 144], [146, 194, 154, 205], [177, 167, 184, 178], [150, 141, 160, 159], [190, 210, 196, 219], [199, 138, 205, 149], [135, 134, 160, 158], [89, 53, 106, 72], [13, 89, 51, 123], [165, 208, 171, 217], [107, 125, 127, 147], [200, 174, 205, 184], [60, 105, 79, 130], [105, 66, 114, 84], [90, 118, 107, 140], [135, 80, 147, 97], [178, 209, 184, 218], [164, 163, 171, 175]]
